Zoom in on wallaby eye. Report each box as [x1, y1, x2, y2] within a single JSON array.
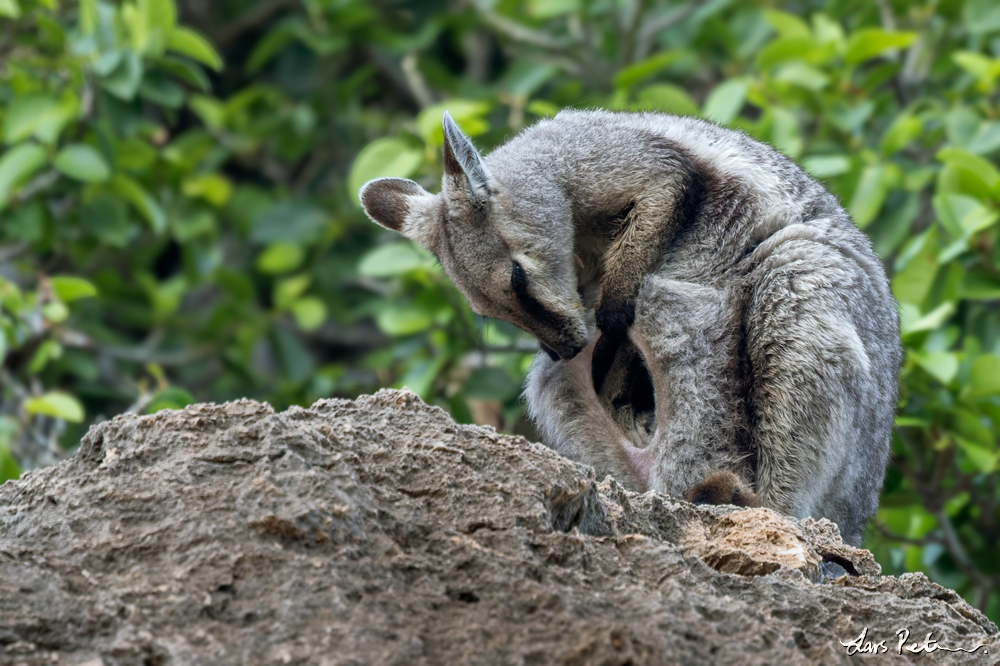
[[511, 260, 528, 296]]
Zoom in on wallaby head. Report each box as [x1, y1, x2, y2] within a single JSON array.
[[359, 112, 589, 360]]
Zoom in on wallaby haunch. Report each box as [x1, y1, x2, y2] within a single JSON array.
[[360, 110, 900, 546]]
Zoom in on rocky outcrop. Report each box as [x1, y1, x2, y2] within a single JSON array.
[[0, 389, 996, 665]]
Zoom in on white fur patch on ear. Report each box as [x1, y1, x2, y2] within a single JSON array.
[[359, 178, 429, 232], [442, 111, 490, 196]]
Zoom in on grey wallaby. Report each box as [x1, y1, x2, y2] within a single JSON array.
[[360, 109, 900, 546]]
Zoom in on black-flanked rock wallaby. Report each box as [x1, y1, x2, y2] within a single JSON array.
[[359, 110, 900, 546]]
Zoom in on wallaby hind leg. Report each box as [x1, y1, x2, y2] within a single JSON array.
[[627, 274, 757, 503], [742, 226, 898, 545]]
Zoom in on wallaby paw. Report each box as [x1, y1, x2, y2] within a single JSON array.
[[687, 471, 762, 508], [595, 298, 635, 340]]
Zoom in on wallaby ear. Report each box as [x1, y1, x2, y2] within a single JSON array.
[[359, 177, 432, 232], [442, 111, 490, 196]]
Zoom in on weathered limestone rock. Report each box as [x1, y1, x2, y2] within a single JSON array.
[[0, 389, 995, 665]]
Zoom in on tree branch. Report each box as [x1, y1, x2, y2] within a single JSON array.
[[634, 2, 696, 61], [401, 53, 435, 109]]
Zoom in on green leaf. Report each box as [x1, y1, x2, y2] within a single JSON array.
[[78, 0, 98, 33], [257, 243, 305, 274], [122, 1, 153, 52], [274, 274, 311, 310], [348, 138, 424, 202], [99, 51, 144, 101], [137, 273, 186, 320], [913, 351, 958, 384], [527, 0, 579, 19], [187, 95, 225, 130], [756, 37, 827, 70], [950, 408, 994, 448], [145, 387, 194, 414], [376, 305, 433, 336], [962, 0, 1000, 36], [416, 100, 490, 145], [0, 0, 22, 19], [270, 325, 313, 383], [503, 62, 558, 98], [28, 339, 62, 373], [899, 302, 954, 335], [182, 173, 232, 206], [702, 79, 748, 124], [848, 164, 887, 228], [954, 436, 997, 474], [527, 100, 560, 118], [773, 62, 829, 91], [961, 269, 1000, 300], [110, 174, 166, 233], [615, 52, 684, 90], [970, 355, 1000, 397], [251, 203, 327, 244], [155, 55, 211, 92], [880, 115, 923, 156], [54, 144, 111, 183], [358, 242, 432, 278], [828, 100, 875, 135], [845, 29, 917, 66], [170, 210, 215, 243], [291, 297, 327, 331], [952, 51, 1000, 91], [802, 155, 850, 179], [633, 84, 700, 117], [464, 366, 521, 401], [247, 21, 298, 73], [936, 148, 1000, 191], [4, 95, 54, 143], [0, 143, 46, 210], [144, 0, 177, 33], [167, 26, 223, 71], [0, 443, 20, 483], [3, 94, 74, 145], [50, 276, 98, 302], [763, 9, 811, 39], [139, 73, 185, 108], [79, 195, 131, 247], [399, 355, 447, 399], [895, 416, 931, 428], [42, 301, 68, 323], [25, 392, 84, 423], [769, 107, 802, 158], [932, 193, 998, 241]]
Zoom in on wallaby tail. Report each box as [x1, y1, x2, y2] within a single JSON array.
[[686, 470, 761, 508]]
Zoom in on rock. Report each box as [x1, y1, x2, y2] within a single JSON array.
[[0, 388, 995, 665]]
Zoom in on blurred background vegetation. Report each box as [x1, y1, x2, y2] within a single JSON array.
[[2, 0, 999, 622]]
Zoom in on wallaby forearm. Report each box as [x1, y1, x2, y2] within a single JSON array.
[[552, 135, 708, 338], [597, 161, 704, 336]]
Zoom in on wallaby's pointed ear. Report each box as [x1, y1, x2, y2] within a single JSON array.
[[442, 111, 490, 196], [359, 178, 440, 249]]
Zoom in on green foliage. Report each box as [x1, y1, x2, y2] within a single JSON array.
[[1, 0, 999, 622]]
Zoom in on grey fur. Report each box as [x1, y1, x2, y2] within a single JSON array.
[[359, 110, 900, 546]]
